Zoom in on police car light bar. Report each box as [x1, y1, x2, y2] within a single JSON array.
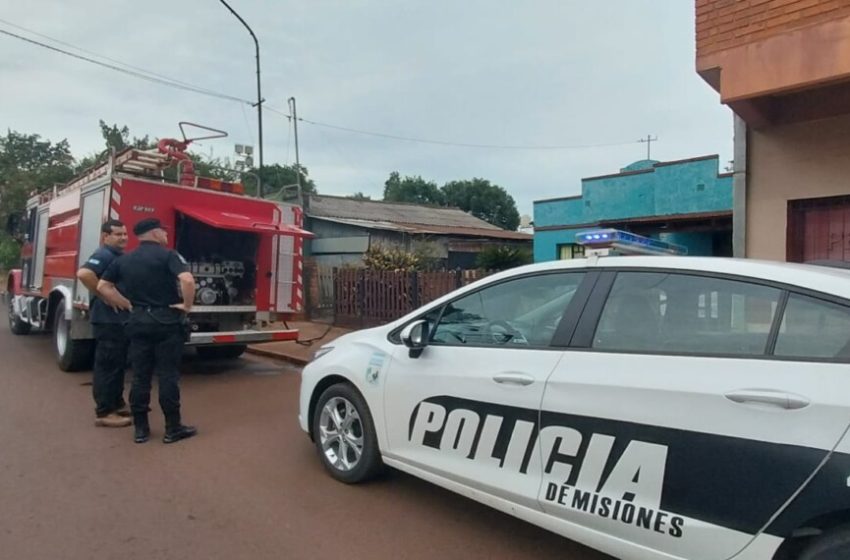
[[576, 228, 688, 256]]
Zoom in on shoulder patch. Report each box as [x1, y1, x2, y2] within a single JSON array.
[[87, 258, 101, 265], [177, 253, 188, 265]]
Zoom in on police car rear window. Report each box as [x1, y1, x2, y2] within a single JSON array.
[[592, 272, 781, 356]]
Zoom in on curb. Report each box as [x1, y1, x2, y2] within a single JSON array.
[[246, 346, 310, 367]]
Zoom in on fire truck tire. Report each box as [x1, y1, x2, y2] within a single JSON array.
[[196, 344, 247, 360], [53, 307, 94, 372], [7, 294, 31, 335]]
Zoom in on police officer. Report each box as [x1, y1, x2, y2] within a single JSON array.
[[97, 218, 198, 444], [76, 219, 131, 428]]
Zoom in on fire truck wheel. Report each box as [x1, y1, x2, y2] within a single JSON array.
[[7, 294, 31, 335], [196, 344, 247, 360], [53, 305, 94, 372]]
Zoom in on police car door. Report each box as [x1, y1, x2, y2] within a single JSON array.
[[383, 271, 591, 510], [538, 270, 850, 560]]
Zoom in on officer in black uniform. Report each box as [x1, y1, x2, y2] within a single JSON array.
[[76, 219, 131, 428], [97, 218, 198, 444]]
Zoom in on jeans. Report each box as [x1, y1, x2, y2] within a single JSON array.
[[126, 321, 185, 423], [92, 323, 128, 417]]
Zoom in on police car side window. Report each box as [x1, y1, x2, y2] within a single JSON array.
[[430, 273, 585, 347], [775, 294, 850, 360], [593, 272, 781, 356]]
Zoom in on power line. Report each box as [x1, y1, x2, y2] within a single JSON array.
[[2, 19, 642, 153], [0, 27, 253, 105], [0, 17, 230, 96], [265, 105, 640, 151]]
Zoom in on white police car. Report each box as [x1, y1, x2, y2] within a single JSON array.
[[299, 249, 850, 559]]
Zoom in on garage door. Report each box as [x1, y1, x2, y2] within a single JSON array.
[[788, 196, 850, 262]]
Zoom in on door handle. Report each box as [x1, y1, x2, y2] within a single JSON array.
[[724, 389, 810, 410], [493, 373, 535, 386]]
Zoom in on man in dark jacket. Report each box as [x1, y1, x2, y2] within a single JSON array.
[[97, 218, 198, 444], [76, 219, 131, 428]]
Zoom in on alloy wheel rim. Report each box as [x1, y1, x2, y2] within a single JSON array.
[[318, 396, 364, 472]]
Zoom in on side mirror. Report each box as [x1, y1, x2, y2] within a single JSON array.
[[401, 319, 429, 358]]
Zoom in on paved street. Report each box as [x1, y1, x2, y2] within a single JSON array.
[[0, 310, 610, 560]]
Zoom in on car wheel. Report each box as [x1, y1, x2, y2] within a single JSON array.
[[53, 303, 94, 372], [196, 344, 247, 360], [311, 383, 383, 483], [799, 526, 850, 560], [7, 293, 31, 335]]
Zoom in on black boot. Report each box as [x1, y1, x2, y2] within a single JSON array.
[[133, 414, 150, 444], [163, 413, 197, 444]]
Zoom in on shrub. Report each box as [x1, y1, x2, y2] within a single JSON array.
[[475, 245, 532, 271]]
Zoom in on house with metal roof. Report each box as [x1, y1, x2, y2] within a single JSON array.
[[304, 194, 532, 268]]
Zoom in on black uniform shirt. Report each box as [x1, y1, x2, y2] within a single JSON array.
[[81, 244, 128, 324], [102, 241, 190, 308]]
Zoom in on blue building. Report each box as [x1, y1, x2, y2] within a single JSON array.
[[533, 155, 733, 262]]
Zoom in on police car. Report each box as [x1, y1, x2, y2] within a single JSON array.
[[299, 231, 850, 560]]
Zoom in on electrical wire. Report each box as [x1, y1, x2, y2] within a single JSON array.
[[0, 27, 253, 105], [264, 105, 640, 151], [0, 17, 232, 97], [2, 19, 643, 153]]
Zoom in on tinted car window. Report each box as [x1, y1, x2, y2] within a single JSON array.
[[431, 273, 585, 347], [775, 294, 850, 360], [593, 272, 781, 356]]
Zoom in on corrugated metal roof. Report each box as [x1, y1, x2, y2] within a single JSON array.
[[306, 194, 503, 230], [315, 216, 532, 240]]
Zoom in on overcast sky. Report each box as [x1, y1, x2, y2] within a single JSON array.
[[0, 0, 732, 218]]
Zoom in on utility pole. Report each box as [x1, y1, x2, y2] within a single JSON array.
[[288, 97, 302, 205], [638, 134, 658, 160], [218, 0, 264, 195]]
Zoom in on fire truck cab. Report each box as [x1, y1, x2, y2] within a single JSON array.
[[5, 129, 312, 371]]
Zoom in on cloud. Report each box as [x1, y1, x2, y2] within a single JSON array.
[[0, 0, 731, 216]]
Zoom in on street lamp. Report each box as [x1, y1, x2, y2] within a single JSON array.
[[218, 0, 264, 196]]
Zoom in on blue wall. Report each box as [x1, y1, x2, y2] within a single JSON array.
[[533, 156, 732, 262]]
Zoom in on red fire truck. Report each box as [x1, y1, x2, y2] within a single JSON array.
[[4, 124, 312, 371]]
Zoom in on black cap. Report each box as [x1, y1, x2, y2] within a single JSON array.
[[133, 218, 164, 236]]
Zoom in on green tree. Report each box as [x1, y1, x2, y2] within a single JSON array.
[[383, 171, 443, 205], [348, 191, 371, 200], [441, 178, 521, 231], [0, 130, 75, 269], [75, 120, 156, 173], [258, 163, 316, 200], [97, 120, 154, 152]]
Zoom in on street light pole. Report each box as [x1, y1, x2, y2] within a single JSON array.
[[218, 0, 264, 196]]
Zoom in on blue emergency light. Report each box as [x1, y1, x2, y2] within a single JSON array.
[[575, 228, 687, 256]]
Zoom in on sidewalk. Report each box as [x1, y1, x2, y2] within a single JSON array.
[[247, 321, 353, 366]]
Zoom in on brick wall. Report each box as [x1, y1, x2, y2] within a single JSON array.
[[697, 0, 850, 57]]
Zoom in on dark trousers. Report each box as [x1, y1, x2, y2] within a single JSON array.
[[92, 323, 128, 417], [127, 321, 184, 424]]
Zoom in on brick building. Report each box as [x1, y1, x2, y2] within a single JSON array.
[[697, 0, 850, 261]]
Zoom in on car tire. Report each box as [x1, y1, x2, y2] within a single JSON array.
[[7, 293, 31, 335], [799, 526, 850, 560], [311, 383, 383, 484], [196, 344, 247, 360], [53, 303, 94, 372]]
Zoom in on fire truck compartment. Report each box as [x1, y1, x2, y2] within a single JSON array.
[[174, 211, 262, 307]]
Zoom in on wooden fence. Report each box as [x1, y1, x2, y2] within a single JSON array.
[[333, 268, 491, 328]]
